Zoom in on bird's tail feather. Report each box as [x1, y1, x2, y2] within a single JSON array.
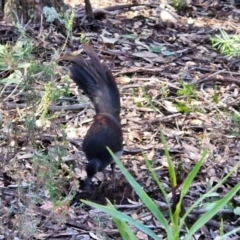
[[60, 44, 120, 121]]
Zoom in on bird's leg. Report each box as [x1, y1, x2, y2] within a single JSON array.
[[84, 176, 92, 192], [110, 162, 116, 190], [84, 0, 94, 22]]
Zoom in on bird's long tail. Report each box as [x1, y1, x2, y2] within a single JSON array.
[[60, 44, 121, 121]]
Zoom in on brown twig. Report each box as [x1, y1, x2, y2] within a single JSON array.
[[130, 113, 182, 125], [1, 103, 90, 111], [197, 73, 240, 86]]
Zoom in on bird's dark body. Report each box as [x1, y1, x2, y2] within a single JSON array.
[[61, 44, 123, 190], [83, 113, 123, 169]]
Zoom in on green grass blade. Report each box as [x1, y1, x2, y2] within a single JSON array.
[[185, 183, 240, 239], [107, 148, 173, 238], [219, 227, 240, 239], [143, 151, 169, 203], [160, 131, 177, 187], [82, 200, 160, 240], [177, 151, 207, 233], [107, 200, 138, 240], [143, 151, 176, 232], [181, 161, 240, 227], [180, 150, 207, 199]]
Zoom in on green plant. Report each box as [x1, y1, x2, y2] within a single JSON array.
[[65, 10, 74, 36], [36, 80, 70, 118], [211, 29, 240, 58], [82, 132, 240, 239], [24, 114, 37, 131], [175, 82, 201, 113], [108, 201, 138, 240], [60, 75, 71, 97], [160, 83, 169, 98], [61, 9, 75, 51], [0, 39, 41, 114], [174, 102, 191, 114], [142, 87, 159, 111], [213, 85, 219, 103], [177, 81, 197, 100], [43, 6, 62, 24], [33, 150, 63, 202], [80, 33, 89, 44], [230, 113, 240, 136], [172, 0, 187, 10], [131, 87, 161, 113], [0, 12, 78, 239], [55, 8, 74, 53], [42, 6, 75, 51], [0, 40, 33, 84], [33, 142, 77, 206], [36, 82, 54, 118]]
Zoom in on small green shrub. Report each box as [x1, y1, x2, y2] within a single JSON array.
[[83, 132, 240, 239]]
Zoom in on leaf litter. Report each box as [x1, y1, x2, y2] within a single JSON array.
[[1, 0, 240, 239]]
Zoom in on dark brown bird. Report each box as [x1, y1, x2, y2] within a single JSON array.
[[61, 44, 123, 190]]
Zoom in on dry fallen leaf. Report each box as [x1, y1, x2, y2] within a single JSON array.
[[100, 29, 120, 44], [163, 100, 179, 113], [128, 130, 142, 142], [115, 76, 131, 84], [147, 148, 155, 160], [136, 231, 148, 240], [132, 51, 159, 59], [133, 21, 142, 28]]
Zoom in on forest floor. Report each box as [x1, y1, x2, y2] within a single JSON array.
[[1, 0, 240, 239]]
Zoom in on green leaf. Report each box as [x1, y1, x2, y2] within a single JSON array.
[[185, 183, 240, 238], [0, 44, 5, 54], [234, 207, 240, 216], [202, 202, 223, 212], [180, 160, 240, 239], [0, 64, 9, 71], [107, 200, 138, 240], [180, 151, 207, 199], [150, 44, 162, 53], [108, 148, 173, 239], [220, 227, 240, 239], [160, 131, 177, 187], [143, 150, 174, 221], [162, 50, 174, 56], [0, 113, 2, 125], [17, 62, 31, 69], [82, 200, 160, 240], [122, 34, 138, 39], [143, 151, 169, 204], [0, 70, 23, 84]]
